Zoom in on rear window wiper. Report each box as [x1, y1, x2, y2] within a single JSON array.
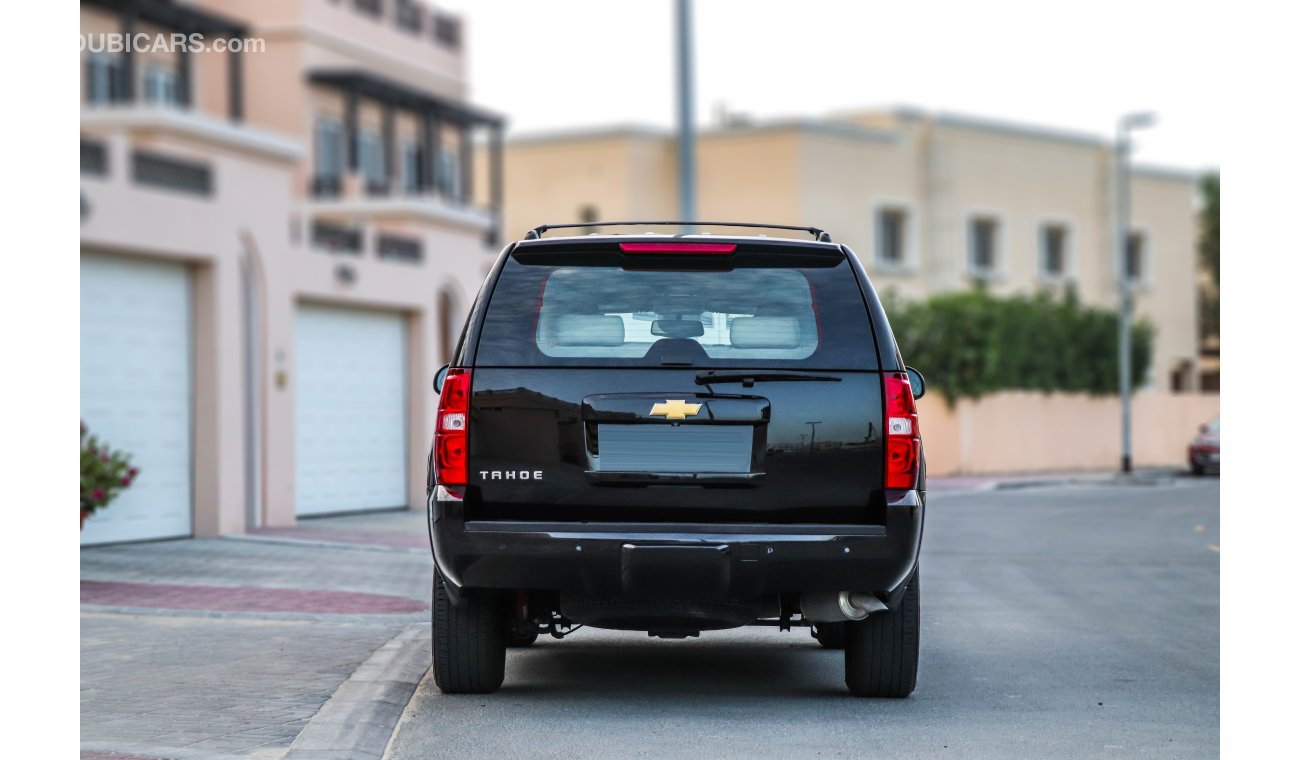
[[695, 370, 842, 387]]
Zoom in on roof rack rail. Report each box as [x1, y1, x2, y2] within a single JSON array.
[[523, 221, 833, 242]]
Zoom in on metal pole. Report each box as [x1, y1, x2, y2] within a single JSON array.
[[806, 421, 822, 453], [227, 43, 244, 122], [1116, 126, 1133, 474], [1114, 112, 1155, 474], [675, 0, 697, 232], [489, 123, 504, 246]]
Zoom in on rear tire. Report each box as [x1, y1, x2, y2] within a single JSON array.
[[1191, 462, 1206, 476], [844, 569, 919, 698], [432, 568, 506, 694], [812, 622, 846, 649]]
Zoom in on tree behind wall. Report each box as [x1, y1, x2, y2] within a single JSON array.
[[887, 287, 1155, 407]]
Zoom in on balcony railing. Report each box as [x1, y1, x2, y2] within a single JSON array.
[[309, 172, 470, 206], [81, 0, 248, 121], [310, 175, 342, 198]]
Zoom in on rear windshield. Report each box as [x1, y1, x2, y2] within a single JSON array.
[[474, 248, 879, 369]]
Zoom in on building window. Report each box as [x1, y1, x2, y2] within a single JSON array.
[[1200, 369, 1220, 393], [401, 140, 422, 194], [86, 54, 123, 104], [81, 139, 108, 176], [143, 65, 179, 106], [313, 117, 344, 197], [353, 0, 382, 18], [874, 206, 910, 269], [436, 148, 460, 201], [1125, 231, 1147, 283], [378, 233, 423, 263], [395, 0, 423, 32], [357, 129, 387, 193], [1039, 223, 1070, 281], [967, 215, 1001, 279], [311, 221, 363, 255], [433, 14, 462, 49], [132, 151, 213, 196], [1170, 360, 1195, 393]]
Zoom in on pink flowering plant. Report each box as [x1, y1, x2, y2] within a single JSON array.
[[80, 421, 138, 516]]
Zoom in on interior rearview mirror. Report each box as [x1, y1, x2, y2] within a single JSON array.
[[905, 366, 926, 400], [651, 319, 706, 338], [433, 364, 450, 394]]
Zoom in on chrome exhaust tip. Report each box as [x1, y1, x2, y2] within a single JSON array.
[[801, 591, 888, 622]]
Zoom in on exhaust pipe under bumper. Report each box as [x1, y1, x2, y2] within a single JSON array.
[[800, 591, 888, 622]]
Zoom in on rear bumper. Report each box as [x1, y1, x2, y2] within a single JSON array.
[[428, 487, 924, 605]]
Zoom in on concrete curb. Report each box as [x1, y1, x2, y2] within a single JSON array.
[[991, 477, 1077, 491], [991, 468, 1186, 491], [282, 624, 430, 760], [927, 468, 1192, 494]]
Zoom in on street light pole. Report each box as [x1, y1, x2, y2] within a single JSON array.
[[1115, 112, 1155, 475], [806, 421, 822, 453], [675, 0, 697, 232]]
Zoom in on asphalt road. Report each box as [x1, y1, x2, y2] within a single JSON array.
[[386, 478, 1219, 759]]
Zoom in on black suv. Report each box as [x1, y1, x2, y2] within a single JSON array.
[[428, 222, 926, 697]]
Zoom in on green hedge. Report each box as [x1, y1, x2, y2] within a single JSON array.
[[883, 287, 1154, 406]]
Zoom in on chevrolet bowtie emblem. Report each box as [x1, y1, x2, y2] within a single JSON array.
[[649, 399, 703, 420]]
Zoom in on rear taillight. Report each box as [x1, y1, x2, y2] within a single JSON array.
[[434, 369, 471, 491], [884, 372, 920, 490]]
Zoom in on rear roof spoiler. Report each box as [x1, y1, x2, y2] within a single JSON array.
[[523, 221, 833, 243]]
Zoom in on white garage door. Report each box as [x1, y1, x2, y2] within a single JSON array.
[[80, 253, 193, 545], [295, 304, 408, 515]]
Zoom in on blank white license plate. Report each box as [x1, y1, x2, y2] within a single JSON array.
[[595, 424, 753, 473]]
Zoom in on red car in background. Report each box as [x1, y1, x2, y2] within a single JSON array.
[[1189, 416, 1220, 475]]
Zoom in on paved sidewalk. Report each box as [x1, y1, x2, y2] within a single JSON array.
[[81, 510, 432, 760]]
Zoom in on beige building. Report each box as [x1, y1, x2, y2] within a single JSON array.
[[487, 108, 1202, 397], [79, 0, 502, 544]]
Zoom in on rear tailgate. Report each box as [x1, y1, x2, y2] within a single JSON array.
[[464, 240, 887, 525]]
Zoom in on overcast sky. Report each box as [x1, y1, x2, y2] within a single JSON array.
[[437, 0, 1219, 171]]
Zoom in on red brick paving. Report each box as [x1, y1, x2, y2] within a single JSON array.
[[80, 581, 426, 614], [250, 526, 429, 549], [926, 472, 1081, 491]]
